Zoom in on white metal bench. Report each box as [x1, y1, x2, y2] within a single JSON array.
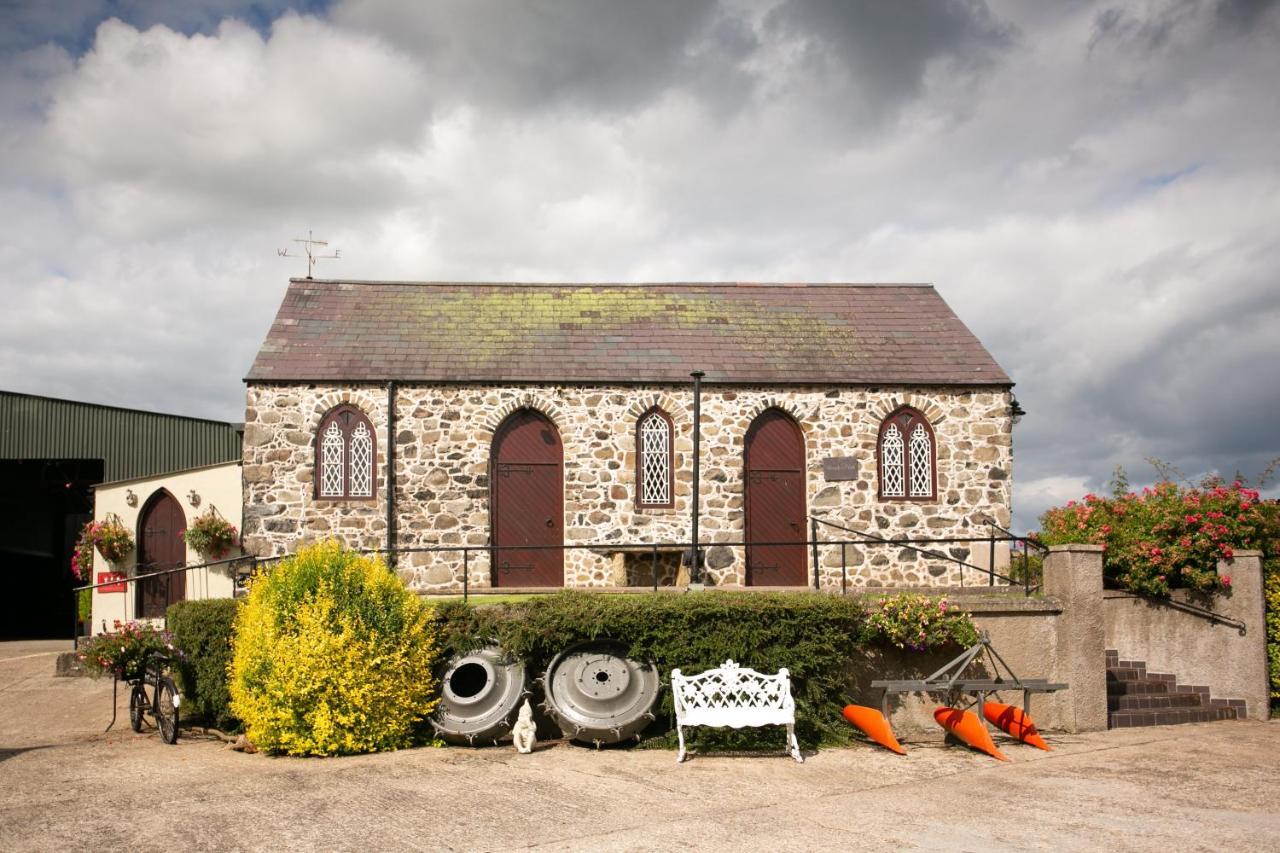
[[670, 659, 802, 763]]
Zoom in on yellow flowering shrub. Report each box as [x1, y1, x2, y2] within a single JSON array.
[[228, 541, 438, 755]]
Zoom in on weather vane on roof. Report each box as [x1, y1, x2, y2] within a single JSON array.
[[277, 230, 340, 278]]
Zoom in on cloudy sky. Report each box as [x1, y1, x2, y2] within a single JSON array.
[[2, 0, 1278, 531]]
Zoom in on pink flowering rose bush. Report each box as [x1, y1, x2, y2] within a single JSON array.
[[1036, 478, 1271, 597]]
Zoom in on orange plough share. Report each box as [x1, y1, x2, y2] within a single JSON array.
[[933, 707, 1009, 761], [841, 705, 907, 755], [983, 702, 1051, 751]]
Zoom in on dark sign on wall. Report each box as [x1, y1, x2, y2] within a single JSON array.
[[821, 456, 859, 481]]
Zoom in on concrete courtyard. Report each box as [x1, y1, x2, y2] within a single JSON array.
[[2, 640, 1277, 851]]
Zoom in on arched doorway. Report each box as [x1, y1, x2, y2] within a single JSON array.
[[491, 410, 563, 587], [744, 409, 807, 586], [137, 490, 186, 619]]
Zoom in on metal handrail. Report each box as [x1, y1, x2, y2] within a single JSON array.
[[809, 515, 1026, 588], [1105, 588, 1248, 635]]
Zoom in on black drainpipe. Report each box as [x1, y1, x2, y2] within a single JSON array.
[[386, 380, 398, 568], [690, 370, 704, 584]]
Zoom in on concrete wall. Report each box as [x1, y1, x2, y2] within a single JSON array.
[[242, 382, 1013, 591], [846, 593, 1069, 735], [1104, 551, 1268, 721], [90, 463, 243, 634], [848, 545, 1108, 736]]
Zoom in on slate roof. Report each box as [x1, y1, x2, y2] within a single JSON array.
[[246, 280, 1012, 386]]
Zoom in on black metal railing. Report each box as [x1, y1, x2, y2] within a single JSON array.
[[810, 515, 1046, 595], [73, 522, 1048, 644]]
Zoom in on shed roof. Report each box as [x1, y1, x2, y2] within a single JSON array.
[[247, 280, 1011, 386], [0, 390, 243, 481]]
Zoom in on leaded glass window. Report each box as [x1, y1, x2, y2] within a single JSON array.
[[314, 405, 377, 500], [880, 424, 905, 497], [878, 407, 935, 500], [320, 421, 345, 497], [349, 422, 373, 497], [909, 423, 932, 497], [637, 409, 673, 507]]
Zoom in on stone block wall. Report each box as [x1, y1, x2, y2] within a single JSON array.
[[242, 382, 1013, 591]]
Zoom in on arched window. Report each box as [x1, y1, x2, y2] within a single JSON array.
[[315, 405, 377, 500], [636, 408, 674, 508], [878, 407, 935, 500]]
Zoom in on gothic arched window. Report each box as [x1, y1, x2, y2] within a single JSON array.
[[878, 407, 935, 500], [315, 405, 377, 500], [636, 408, 674, 508]]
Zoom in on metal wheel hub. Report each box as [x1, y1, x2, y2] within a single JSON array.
[[543, 641, 660, 746], [432, 645, 528, 746]]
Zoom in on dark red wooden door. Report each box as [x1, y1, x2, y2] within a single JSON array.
[[137, 491, 186, 619], [744, 410, 807, 586], [492, 410, 563, 587]]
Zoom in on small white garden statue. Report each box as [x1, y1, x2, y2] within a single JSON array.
[[512, 698, 536, 754]]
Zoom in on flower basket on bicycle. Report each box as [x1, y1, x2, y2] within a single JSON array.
[[80, 622, 183, 744]]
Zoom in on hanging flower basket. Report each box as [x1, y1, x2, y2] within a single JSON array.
[[71, 527, 96, 582], [184, 509, 239, 559], [72, 518, 134, 577]]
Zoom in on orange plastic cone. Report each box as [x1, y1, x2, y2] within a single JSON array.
[[933, 707, 1009, 761], [983, 702, 1051, 751], [841, 705, 907, 755]]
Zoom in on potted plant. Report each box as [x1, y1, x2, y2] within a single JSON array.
[[184, 510, 240, 560]]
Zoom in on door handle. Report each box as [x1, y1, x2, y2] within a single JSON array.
[[545, 518, 554, 528]]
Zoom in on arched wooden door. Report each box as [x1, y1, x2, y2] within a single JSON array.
[[491, 410, 564, 587], [744, 410, 807, 586], [137, 490, 186, 619]]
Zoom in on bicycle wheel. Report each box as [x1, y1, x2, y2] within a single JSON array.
[[156, 676, 180, 745], [129, 683, 147, 732]]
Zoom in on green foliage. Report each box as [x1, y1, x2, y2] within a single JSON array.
[[77, 587, 92, 622], [1038, 479, 1271, 596], [1007, 549, 1044, 588], [229, 541, 439, 756], [1267, 556, 1280, 702], [78, 621, 177, 680], [183, 511, 239, 559], [168, 598, 242, 731], [861, 594, 979, 651], [433, 591, 880, 749]]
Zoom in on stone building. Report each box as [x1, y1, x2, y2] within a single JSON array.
[[242, 280, 1015, 591]]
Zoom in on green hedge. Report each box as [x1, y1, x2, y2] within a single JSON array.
[[435, 591, 876, 748], [163, 589, 980, 749], [168, 598, 242, 731]]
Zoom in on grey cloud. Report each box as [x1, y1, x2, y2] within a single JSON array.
[[1089, 0, 1278, 55], [764, 0, 1015, 120], [332, 0, 720, 112]]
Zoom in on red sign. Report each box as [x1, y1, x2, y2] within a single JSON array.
[[97, 572, 127, 594]]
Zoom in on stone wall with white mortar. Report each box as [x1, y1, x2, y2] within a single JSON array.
[[242, 383, 1013, 591]]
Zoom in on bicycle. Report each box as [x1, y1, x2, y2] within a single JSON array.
[[106, 649, 181, 744]]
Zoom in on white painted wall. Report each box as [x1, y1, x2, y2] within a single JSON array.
[[90, 463, 242, 634]]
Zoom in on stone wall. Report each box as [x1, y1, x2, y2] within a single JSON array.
[[242, 382, 1013, 591]]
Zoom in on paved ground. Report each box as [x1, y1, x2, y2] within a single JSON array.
[[1, 641, 1278, 852]]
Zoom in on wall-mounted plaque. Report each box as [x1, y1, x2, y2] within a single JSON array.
[[822, 456, 859, 481], [97, 572, 127, 594]]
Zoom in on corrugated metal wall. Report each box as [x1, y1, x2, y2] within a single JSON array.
[[0, 391, 242, 481]]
